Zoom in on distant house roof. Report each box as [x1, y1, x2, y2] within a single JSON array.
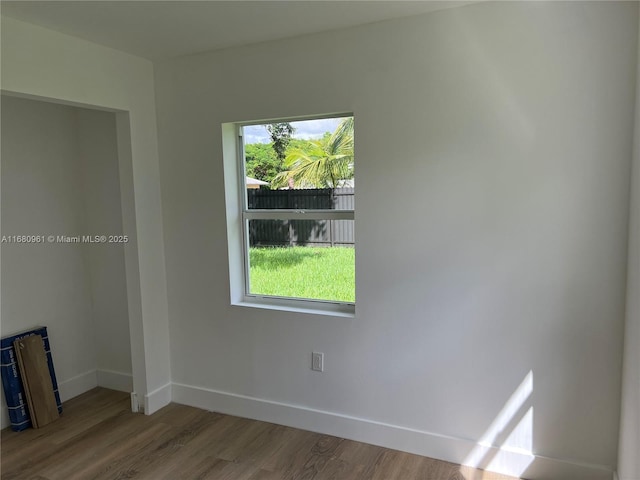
[[337, 179, 354, 188], [246, 176, 269, 189]]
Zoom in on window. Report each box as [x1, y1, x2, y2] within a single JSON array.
[[223, 115, 355, 316]]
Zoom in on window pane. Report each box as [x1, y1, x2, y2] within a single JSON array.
[[243, 116, 354, 209], [247, 220, 355, 303], [249, 219, 354, 247], [240, 115, 355, 307]]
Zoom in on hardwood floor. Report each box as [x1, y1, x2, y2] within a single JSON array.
[[1, 388, 518, 480]]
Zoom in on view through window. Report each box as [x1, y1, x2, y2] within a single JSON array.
[[240, 115, 355, 305]]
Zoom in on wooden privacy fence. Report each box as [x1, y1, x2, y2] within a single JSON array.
[[247, 188, 354, 247]]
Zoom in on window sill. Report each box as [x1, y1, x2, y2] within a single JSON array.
[[233, 297, 355, 318]]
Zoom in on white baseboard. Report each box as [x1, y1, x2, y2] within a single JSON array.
[[58, 369, 98, 402], [144, 382, 171, 415], [171, 382, 614, 480], [2, 370, 152, 429], [131, 391, 140, 413], [59, 369, 133, 401], [96, 369, 133, 392], [1, 369, 97, 429]]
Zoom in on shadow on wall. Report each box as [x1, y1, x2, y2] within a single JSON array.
[[461, 371, 534, 479]]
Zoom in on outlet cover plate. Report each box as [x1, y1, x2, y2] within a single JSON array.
[[312, 352, 324, 372]]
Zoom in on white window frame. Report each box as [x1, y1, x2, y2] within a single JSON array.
[[222, 115, 355, 317]]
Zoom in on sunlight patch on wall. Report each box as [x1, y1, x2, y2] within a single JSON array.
[[462, 371, 534, 479], [485, 407, 534, 477]]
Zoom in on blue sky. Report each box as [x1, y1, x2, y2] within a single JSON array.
[[243, 117, 344, 144]]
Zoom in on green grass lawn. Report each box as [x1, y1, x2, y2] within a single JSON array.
[[249, 246, 355, 302]]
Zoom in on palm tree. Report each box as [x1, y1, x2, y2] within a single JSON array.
[[272, 117, 354, 189]]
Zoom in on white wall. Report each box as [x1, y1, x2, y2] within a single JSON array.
[[1, 16, 171, 413], [154, 3, 637, 479], [617, 7, 640, 480], [1, 97, 97, 406], [78, 108, 133, 390], [0, 96, 133, 427]]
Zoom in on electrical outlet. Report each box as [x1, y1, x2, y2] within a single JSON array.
[[312, 352, 324, 372]]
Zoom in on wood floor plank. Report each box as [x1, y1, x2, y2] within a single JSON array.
[[118, 410, 226, 480], [14, 335, 59, 428], [247, 469, 287, 480], [2, 392, 159, 480], [287, 435, 345, 480], [310, 456, 363, 480], [232, 423, 288, 467], [216, 419, 274, 463], [89, 423, 190, 480], [46, 415, 171, 480], [262, 429, 324, 475], [1, 388, 521, 480]]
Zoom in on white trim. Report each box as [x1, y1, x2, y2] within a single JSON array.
[[58, 370, 98, 402], [223, 122, 245, 305], [171, 382, 614, 480], [244, 210, 354, 221], [234, 298, 354, 317], [1, 369, 132, 428], [130, 392, 140, 413], [223, 115, 356, 317], [236, 112, 353, 128], [144, 382, 171, 415], [96, 369, 133, 392]]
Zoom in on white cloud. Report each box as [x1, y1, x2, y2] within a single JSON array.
[[243, 125, 269, 144], [243, 117, 349, 144], [290, 118, 342, 140]]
